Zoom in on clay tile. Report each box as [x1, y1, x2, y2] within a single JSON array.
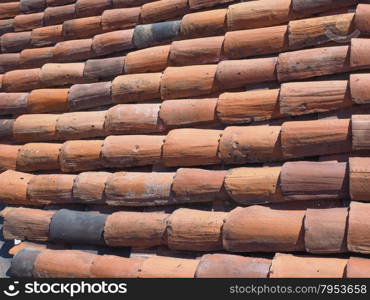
[[289, 13, 354, 50], [350, 38, 370, 69], [139, 256, 199, 278], [351, 115, 370, 150], [19, 47, 54, 68], [101, 135, 164, 168], [3, 207, 52, 242], [20, 0, 46, 14], [31, 25, 63, 47], [159, 98, 218, 128], [105, 104, 162, 135], [73, 172, 111, 204], [16, 143, 61, 171], [0, 170, 34, 205], [0, 119, 14, 141], [141, 0, 189, 24], [133, 21, 181, 49], [217, 89, 281, 124], [2, 68, 42, 92], [14, 12, 44, 31], [180, 9, 227, 38], [224, 26, 288, 59], [10, 248, 41, 277], [348, 201, 370, 254], [270, 253, 347, 278], [224, 167, 283, 205], [280, 161, 349, 201], [56, 111, 106, 140], [172, 168, 228, 203], [162, 128, 222, 167], [91, 255, 143, 278], [227, 0, 292, 31], [105, 172, 175, 206], [280, 81, 351, 116], [33, 250, 95, 278], [101, 7, 140, 31], [350, 73, 370, 104], [216, 58, 277, 89], [0, 144, 20, 171], [84, 56, 124, 81], [124, 45, 170, 74], [0, 92, 28, 115], [167, 208, 226, 251], [0, 2, 20, 19], [111, 73, 161, 103], [169, 36, 223, 66], [28, 174, 76, 204], [0, 19, 14, 36], [349, 157, 370, 201], [277, 46, 350, 82], [195, 254, 272, 278], [63, 16, 102, 39], [346, 257, 370, 278], [13, 114, 59, 142], [59, 140, 103, 172], [75, 0, 112, 17], [92, 29, 134, 56], [219, 126, 283, 164], [104, 211, 168, 247], [53, 39, 94, 62], [0, 53, 20, 73], [305, 207, 348, 253], [40, 63, 86, 86], [355, 4, 370, 34], [223, 206, 305, 252], [44, 4, 76, 26], [160, 65, 218, 100], [27, 88, 69, 113], [1, 31, 31, 53], [67, 82, 113, 111], [281, 119, 351, 158]]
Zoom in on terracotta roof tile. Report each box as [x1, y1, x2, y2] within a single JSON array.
[[11, 247, 370, 278], [195, 254, 271, 278], [346, 257, 370, 278], [270, 253, 347, 278], [2, 202, 369, 254], [2, 158, 370, 206]]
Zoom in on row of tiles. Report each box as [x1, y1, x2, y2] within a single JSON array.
[[2, 75, 370, 141], [0, 0, 362, 55], [1, 6, 369, 90], [0, 157, 369, 207], [0, 0, 248, 44], [10, 247, 370, 278], [0, 0, 361, 73], [0, 0, 241, 53], [10, 248, 370, 278], [2, 202, 369, 253], [1, 115, 369, 172], [1, 39, 370, 111], [0, 0, 162, 19]]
